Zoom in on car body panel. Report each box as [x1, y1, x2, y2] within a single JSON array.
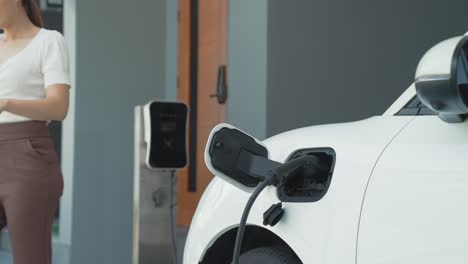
[[358, 116, 468, 264], [184, 115, 414, 264]]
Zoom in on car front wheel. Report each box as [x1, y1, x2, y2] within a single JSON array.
[[238, 246, 301, 264]]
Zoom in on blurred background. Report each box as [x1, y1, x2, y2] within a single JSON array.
[[1, 0, 468, 263]]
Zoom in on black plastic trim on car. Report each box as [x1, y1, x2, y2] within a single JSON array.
[[395, 96, 437, 116], [277, 148, 336, 203]]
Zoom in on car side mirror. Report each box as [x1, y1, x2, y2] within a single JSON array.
[[415, 34, 468, 123]]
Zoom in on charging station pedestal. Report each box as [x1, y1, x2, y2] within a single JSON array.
[[132, 101, 188, 264]]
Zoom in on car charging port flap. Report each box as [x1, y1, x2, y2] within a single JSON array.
[[277, 148, 336, 203], [205, 124, 329, 264]]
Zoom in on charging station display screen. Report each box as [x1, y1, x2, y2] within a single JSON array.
[[148, 102, 188, 169]]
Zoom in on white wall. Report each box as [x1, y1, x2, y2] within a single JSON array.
[[57, 0, 77, 262], [227, 0, 269, 140], [165, 0, 178, 101], [63, 0, 169, 263]]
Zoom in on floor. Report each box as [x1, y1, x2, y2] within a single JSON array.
[[0, 227, 188, 264]]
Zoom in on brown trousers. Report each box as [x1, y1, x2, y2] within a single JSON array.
[[0, 120, 63, 264]]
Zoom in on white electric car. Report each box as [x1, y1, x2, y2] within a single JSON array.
[[183, 32, 468, 264]]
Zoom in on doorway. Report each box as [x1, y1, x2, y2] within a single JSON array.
[[177, 0, 228, 226]]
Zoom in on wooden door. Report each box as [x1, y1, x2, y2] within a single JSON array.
[[177, 0, 228, 226]]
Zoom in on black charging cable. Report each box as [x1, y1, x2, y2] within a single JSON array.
[[232, 173, 276, 264], [231, 155, 320, 264]]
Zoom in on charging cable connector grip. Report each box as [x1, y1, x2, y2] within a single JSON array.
[[269, 155, 322, 186], [237, 149, 282, 183]]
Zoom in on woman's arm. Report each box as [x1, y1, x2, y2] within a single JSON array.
[[0, 84, 70, 121]]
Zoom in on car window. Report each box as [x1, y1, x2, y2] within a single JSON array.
[[395, 96, 436, 116]]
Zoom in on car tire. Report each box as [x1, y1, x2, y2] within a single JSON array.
[[238, 246, 301, 264]]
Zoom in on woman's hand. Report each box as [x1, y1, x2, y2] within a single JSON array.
[[0, 99, 9, 113]]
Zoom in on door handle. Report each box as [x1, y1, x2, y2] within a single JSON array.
[[210, 65, 228, 104]]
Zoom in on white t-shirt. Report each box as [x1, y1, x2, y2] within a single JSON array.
[[0, 28, 70, 124]]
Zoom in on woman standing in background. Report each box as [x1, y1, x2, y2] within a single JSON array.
[[0, 0, 70, 263]]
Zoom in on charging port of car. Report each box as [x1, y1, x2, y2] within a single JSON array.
[[277, 148, 335, 203]]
